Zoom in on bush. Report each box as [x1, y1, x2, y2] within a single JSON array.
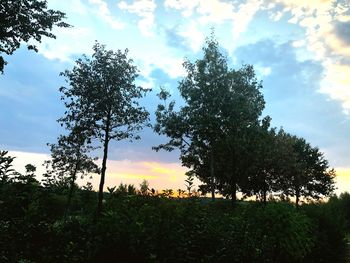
[[0, 182, 347, 263]]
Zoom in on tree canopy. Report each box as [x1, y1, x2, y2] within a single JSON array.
[[0, 0, 70, 73], [155, 34, 335, 206], [59, 42, 150, 215], [155, 34, 265, 203]]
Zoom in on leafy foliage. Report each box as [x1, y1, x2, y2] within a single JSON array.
[[59, 42, 150, 215], [154, 33, 334, 206], [155, 34, 265, 203], [1, 181, 347, 263], [0, 0, 70, 72], [0, 150, 15, 182]]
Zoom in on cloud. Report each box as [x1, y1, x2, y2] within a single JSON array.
[[0, 48, 67, 152], [8, 151, 50, 177], [196, 0, 237, 24], [178, 21, 205, 52], [89, 0, 125, 29], [164, 0, 262, 49], [334, 168, 350, 195], [320, 62, 350, 114], [163, 22, 204, 52], [234, 39, 350, 171], [7, 150, 188, 191], [136, 51, 185, 79], [46, 0, 89, 15], [266, 0, 350, 113], [93, 159, 188, 190], [229, 0, 263, 43], [164, 25, 190, 51], [38, 26, 94, 62], [118, 0, 157, 36], [333, 21, 350, 45], [164, 0, 200, 17]]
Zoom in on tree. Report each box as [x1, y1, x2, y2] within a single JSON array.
[[184, 173, 194, 197], [60, 42, 150, 215], [0, 150, 15, 182], [12, 163, 39, 185], [45, 124, 99, 216], [139, 179, 149, 196], [0, 0, 70, 73], [155, 34, 265, 204], [238, 118, 279, 204], [279, 135, 335, 207], [154, 35, 231, 200]]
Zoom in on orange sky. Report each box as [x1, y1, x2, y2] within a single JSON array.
[[8, 150, 350, 196]]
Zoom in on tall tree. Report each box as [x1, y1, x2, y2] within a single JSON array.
[[240, 122, 288, 204], [214, 65, 265, 204], [45, 124, 99, 216], [155, 34, 265, 204], [279, 135, 335, 207], [0, 0, 70, 73], [60, 42, 150, 215]]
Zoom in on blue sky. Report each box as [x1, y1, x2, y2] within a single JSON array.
[[1, 0, 350, 193]]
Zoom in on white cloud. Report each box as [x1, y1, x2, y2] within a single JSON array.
[[164, 0, 262, 49], [320, 61, 350, 114], [197, 0, 237, 24], [9, 151, 49, 179], [256, 65, 272, 77], [267, 0, 350, 113], [139, 53, 185, 79], [38, 26, 94, 62], [136, 76, 155, 90], [118, 0, 157, 36], [89, 0, 125, 29], [178, 21, 205, 52], [230, 0, 263, 43], [46, 0, 88, 15], [164, 0, 200, 17]]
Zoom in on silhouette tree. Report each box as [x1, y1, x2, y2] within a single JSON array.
[[60, 42, 150, 216], [13, 163, 39, 185], [0, 150, 15, 182], [45, 124, 99, 216], [155, 34, 265, 204], [184, 172, 194, 196], [154, 35, 230, 200], [139, 179, 149, 196], [279, 135, 335, 207], [0, 0, 70, 72]]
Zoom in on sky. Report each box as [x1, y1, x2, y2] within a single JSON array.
[[1, 0, 350, 195]]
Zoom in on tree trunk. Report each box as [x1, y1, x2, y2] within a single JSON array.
[[231, 149, 237, 207], [210, 151, 215, 201], [65, 161, 79, 219], [231, 173, 237, 207], [262, 179, 267, 205], [97, 115, 110, 217], [295, 175, 300, 209], [231, 181, 237, 207], [295, 189, 300, 209]]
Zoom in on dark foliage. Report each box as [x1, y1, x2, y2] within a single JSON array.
[[0, 177, 348, 263], [0, 0, 70, 72]]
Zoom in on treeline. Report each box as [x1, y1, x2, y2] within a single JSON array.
[[38, 34, 335, 215], [154, 35, 335, 207], [0, 169, 349, 263]]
